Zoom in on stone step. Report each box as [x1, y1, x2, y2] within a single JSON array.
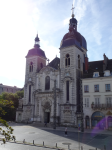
[[32, 122, 53, 128]]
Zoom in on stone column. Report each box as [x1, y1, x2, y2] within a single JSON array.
[[90, 118, 92, 129], [35, 99, 37, 117], [106, 116, 108, 129], [57, 97, 59, 116], [39, 100, 41, 121], [84, 118, 85, 128], [51, 101, 54, 122]]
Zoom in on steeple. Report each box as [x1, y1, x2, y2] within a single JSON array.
[[34, 33, 40, 48], [69, 4, 77, 31]]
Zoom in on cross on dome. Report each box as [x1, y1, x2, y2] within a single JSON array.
[[71, 4, 75, 18]]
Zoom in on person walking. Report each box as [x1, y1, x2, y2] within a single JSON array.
[[65, 127, 67, 136], [44, 121, 47, 127]]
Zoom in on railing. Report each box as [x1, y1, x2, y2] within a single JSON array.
[[91, 103, 112, 110]]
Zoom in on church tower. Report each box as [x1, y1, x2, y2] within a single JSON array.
[[59, 5, 87, 126], [22, 34, 47, 121]]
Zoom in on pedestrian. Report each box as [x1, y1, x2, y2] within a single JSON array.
[[65, 127, 67, 136], [44, 121, 47, 127]]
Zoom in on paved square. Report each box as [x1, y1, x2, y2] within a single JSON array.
[[0, 123, 112, 150]]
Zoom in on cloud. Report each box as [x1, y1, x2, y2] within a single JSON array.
[[92, 23, 102, 45], [41, 39, 59, 62], [88, 1, 102, 45], [63, 17, 70, 26], [73, 0, 88, 23]]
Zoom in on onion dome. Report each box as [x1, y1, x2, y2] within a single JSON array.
[[60, 5, 87, 51], [26, 34, 46, 59]]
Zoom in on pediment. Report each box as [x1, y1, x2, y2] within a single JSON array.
[[39, 66, 56, 74]]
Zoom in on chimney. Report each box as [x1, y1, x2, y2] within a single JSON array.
[[103, 53, 108, 71]]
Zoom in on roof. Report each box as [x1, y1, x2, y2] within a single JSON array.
[[106, 59, 112, 72], [83, 59, 112, 78], [26, 46, 46, 58], [60, 30, 87, 50], [0, 84, 21, 89], [48, 57, 60, 69]]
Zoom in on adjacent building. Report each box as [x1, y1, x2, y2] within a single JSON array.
[[83, 55, 112, 130], [0, 83, 21, 95]]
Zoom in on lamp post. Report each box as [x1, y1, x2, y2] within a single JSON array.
[[53, 79, 56, 129]]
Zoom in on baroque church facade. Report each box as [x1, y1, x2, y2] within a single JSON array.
[[16, 9, 89, 126]]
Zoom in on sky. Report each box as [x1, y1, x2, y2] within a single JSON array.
[[0, 0, 112, 88]]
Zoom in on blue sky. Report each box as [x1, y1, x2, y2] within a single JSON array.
[[0, 0, 112, 88]]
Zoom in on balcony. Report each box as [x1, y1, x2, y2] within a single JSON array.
[[91, 103, 112, 110]]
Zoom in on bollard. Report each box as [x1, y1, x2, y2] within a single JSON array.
[[68, 145, 70, 150], [96, 148, 97, 150], [43, 141, 44, 146], [81, 146, 83, 150], [104, 145, 106, 150], [56, 143, 57, 147], [23, 139, 25, 144], [33, 140, 34, 145]]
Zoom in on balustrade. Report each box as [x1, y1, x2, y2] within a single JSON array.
[[91, 103, 112, 110]]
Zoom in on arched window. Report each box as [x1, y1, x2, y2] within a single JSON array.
[[66, 81, 69, 101], [29, 85, 31, 102], [29, 62, 33, 72], [45, 76, 50, 90], [78, 55, 80, 69], [40, 63, 43, 69], [65, 54, 70, 67]]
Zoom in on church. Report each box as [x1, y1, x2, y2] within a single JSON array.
[[16, 7, 112, 129]]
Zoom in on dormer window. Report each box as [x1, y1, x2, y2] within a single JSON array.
[[104, 70, 110, 76], [93, 72, 99, 78], [29, 62, 33, 72], [65, 54, 70, 67]]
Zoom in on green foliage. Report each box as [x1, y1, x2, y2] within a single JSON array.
[[16, 90, 24, 99], [0, 90, 24, 144], [0, 118, 15, 144], [0, 90, 24, 120]]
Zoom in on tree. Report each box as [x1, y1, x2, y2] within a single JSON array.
[[0, 90, 24, 121], [0, 98, 15, 144], [0, 90, 24, 144], [16, 90, 24, 99]]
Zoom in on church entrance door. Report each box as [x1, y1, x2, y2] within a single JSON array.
[[18, 113, 21, 122], [44, 112, 50, 123]]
